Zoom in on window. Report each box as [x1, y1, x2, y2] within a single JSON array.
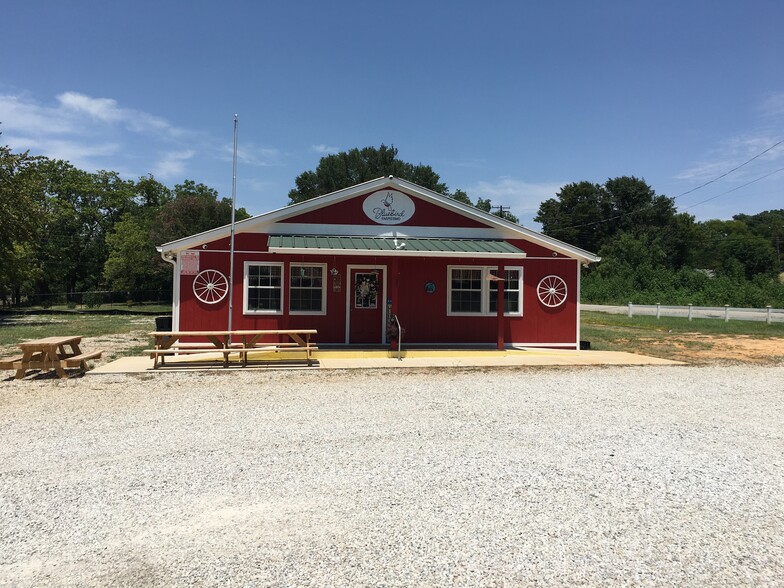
[[290, 263, 326, 314], [490, 268, 522, 315], [244, 262, 283, 314], [447, 266, 523, 316], [450, 268, 483, 313]]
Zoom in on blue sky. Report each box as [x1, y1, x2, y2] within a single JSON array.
[[2, 0, 783, 227]]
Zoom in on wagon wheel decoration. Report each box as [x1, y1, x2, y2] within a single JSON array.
[[537, 275, 568, 307], [192, 269, 229, 304]]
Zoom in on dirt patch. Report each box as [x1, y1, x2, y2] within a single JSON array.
[[0, 331, 150, 369], [639, 333, 784, 364]]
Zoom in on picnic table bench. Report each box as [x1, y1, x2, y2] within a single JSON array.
[[0, 336, 103, 379], [146, 329, 318, 368]]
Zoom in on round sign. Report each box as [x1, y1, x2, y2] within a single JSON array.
[[362, 190, 415, 225]]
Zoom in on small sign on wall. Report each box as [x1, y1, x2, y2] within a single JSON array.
[[362, 190, 416, 225], [180, 251, 200, 275]]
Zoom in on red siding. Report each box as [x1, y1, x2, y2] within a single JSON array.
[[279, 191, 490, 228], [178, 247, 578, 347]]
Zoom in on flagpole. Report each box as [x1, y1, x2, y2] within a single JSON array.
[[227, 114, 238, 338]]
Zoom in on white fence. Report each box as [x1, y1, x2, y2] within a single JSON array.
[[582, 304, 784, 324]]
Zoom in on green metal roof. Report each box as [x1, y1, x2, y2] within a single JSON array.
[[268, 235, 524, 257]]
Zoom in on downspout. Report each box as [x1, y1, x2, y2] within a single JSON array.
[[159, 249, 178, 330]]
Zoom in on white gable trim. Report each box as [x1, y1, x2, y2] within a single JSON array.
[[157, 176, 600, 263]]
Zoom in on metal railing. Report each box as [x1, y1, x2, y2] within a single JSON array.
[[394, 314, 403, 361]]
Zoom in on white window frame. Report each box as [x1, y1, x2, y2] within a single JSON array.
[[490, 266, 523, 317], [243, 261, 284, 315], [447, 265, 523, 317], [289, 263, 327, 316]]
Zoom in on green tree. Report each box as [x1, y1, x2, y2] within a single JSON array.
[[536, 176, 693, 265], [535, 181, 611, 253], [104, 176, 173, 292], [0, 146, 45, 257], [33, 162, 138, 295], [150, 180, 250, 246], [0, 145, 47, 304], [104, 214, 170, 292], [288, 145, 522, 223], [733, 209, 784, 271], [692, 219, 778, 279], [288, 145, 449, 204]]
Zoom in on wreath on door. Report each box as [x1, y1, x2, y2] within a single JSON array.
[[354, 273, 379, 308]]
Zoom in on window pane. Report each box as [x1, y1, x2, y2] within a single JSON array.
[[247, 264, 282, 312], [451, 290, 481, 313], [290, 265, 324, 312], [450, 268, 484, 313]]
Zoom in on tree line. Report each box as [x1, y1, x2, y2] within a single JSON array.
[[0, 144, 249, 306], [2, 141, 783, 308], [536, 178, 784, 306]]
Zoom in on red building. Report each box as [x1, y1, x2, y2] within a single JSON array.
[[157, 177, 599, 348]]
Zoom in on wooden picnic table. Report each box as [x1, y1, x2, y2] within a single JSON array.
[[147, 329, 318, 368], [0, 336, 103, 379]]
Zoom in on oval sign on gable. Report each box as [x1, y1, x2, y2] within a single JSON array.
[[362, 190, 415, 225]]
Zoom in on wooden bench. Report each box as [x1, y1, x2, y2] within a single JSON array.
[[0, 356, 25, 370], [147, 329, 318, 369], [1, 347, 103, 378], [144, 344, 318, 368], [61, 350, 103, 372]]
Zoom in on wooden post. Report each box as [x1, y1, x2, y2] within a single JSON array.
[[496, 264, 505, 350]]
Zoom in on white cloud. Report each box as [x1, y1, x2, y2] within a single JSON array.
[[57, 91, 124, 123], [218, 142, 281, 167], [761, 92, 784, 117], [675, 134, 784, 182], [0, 94, 77, 134], [58, 91, 177, 136], [311, 143, 340, 154], [153, 150, 195, 180], [468, 177, 564, 213], [0, 90, 214, 180]]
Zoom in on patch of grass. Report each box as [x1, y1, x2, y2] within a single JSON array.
[[580, 310, 784, 361], [582, 311, 784, 337], [0, 313, 155, 347]]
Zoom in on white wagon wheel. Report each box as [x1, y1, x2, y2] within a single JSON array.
[[193, 269, 228, 304], [537, 275, 567, 307]]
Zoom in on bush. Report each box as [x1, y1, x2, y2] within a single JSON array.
[[582, 264, 784, 307], [84, 291, 104, 309]]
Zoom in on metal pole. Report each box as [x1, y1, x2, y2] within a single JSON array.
[[227, 114, 238, 339]]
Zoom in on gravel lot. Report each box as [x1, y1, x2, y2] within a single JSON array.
[[1, 366, 782, 587]]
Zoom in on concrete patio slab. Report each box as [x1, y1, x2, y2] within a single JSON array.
[[88, 348, 683, 375]]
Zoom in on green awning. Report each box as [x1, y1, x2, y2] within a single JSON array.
[[268, 235, 525, 258]]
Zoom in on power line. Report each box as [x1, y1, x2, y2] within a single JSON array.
[[679, 166, 784, 212], [673, 138, 784, 201], [548, 138, 784, 232]]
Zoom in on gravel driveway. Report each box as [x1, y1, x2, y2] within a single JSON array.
[[1, 366, 782, 586]]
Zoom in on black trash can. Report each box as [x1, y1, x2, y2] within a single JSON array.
[[155, 316, 173, 331]]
